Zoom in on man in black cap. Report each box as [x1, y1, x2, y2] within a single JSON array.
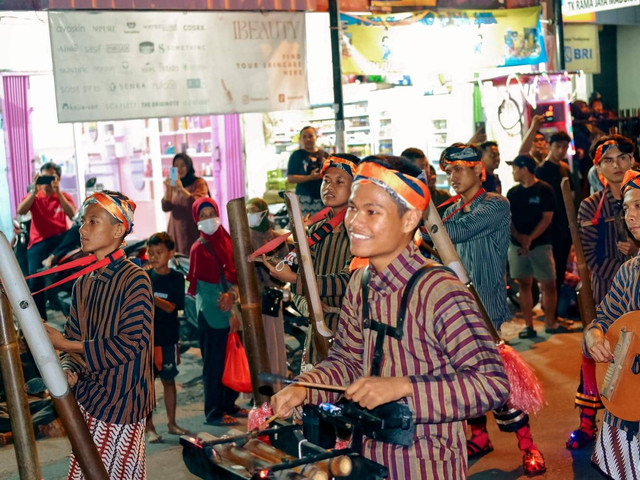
[[506, 154, 567, 338]]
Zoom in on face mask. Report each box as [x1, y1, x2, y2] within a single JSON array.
[[247, 211, 266, 228], [198, 217, 220, 235]]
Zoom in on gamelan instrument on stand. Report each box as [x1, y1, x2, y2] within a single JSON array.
[[595, 311, 640, 421], [181, 406, 390, 480]]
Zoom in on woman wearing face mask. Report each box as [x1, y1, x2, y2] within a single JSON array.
[[247, 198, 290, 378], [162, 153, 210, 255], [187, 197, 243, 426]]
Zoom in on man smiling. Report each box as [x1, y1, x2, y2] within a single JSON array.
[[272, 155, 508, 479]]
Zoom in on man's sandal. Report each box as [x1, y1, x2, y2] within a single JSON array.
[[566, 428, 596, 449], [523, 448, 547, 477], [467, 438, 494, 459]]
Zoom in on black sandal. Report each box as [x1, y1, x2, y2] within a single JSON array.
[[518, 326, 537, 339]]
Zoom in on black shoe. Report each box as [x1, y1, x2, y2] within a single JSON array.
[[518, 326, 537, 339]]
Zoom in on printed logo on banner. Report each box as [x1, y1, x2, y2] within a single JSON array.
[[125, 22, 139, 34], [143, 24, 177, 32], [139, 42, 154, 54], [106, 44, 130, 54], [56, 25, 85, 33]]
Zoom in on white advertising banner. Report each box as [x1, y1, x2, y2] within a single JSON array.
[[562, 0, 640, 16], [49, 11, 309, 122]]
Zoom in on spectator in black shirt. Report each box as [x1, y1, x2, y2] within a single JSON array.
[[535, 131, 574, 296], [507, 155, 569, 337]]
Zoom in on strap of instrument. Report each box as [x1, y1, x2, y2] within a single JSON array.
[[28, 249, 125, 296], [362, 264, 440, 377]]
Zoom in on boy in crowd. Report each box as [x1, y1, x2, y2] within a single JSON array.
[[567, 135, 637, 449], [45, 191, 154, 479], [17, 162, 76, 320], [440, 145, 546, 476], [506, 155, 564, 337], [480, 141, 502, 194], [272, 155, 509, 479], [145, 232, 190, 443]]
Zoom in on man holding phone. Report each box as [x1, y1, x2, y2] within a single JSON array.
[[16, 162, 76, 320]]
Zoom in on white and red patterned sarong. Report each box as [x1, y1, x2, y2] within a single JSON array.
[[592, 423, 640, 480], [67, 406, 146, 480]]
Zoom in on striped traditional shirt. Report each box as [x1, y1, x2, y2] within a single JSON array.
[[578, 188, 627, 304], [591, 256, 640, 436], [299, 242, 509, 480], [443, 191, 512, 330], [60, 254, 155, 425], [293, 212, 353, 330]]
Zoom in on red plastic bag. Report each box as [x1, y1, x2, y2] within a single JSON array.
[[222, 332, 252, 393]]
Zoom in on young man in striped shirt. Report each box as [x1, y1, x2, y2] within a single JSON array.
[[272, 156, 509, 479], [45, 191, 154, 480], [440, 145, 547, 476], [568, 135, 637, 449], [584, 168, 640, 480]]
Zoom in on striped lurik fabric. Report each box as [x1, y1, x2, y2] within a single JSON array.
[[592, 422, 640, 480], [293, 211, 353, 331], [299, 242, 509, 480], [443, 191, 512, 330], [67, 406, 146, 480], [578, 188, 627, 304], [60, 254, 155, 425]]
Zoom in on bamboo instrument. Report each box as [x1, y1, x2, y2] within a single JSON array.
[[560, 177, 594, 327]]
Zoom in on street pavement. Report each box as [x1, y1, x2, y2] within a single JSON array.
[[0, 312, 607, 480]]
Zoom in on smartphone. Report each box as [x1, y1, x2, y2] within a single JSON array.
[[474, 121, 486, 134], [169, 167, 178, 186], [36, 175, 55, 185]]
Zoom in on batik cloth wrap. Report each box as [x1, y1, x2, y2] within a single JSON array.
[[320, 156, 357, 177], [353, 162, 430, 211], [67, 405, 146, 480], [439, 144, 486, 182], [83, 192, 136, 235], [621, 169, 640, 196]]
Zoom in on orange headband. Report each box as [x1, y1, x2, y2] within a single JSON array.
[[593, 140, 618, 166], [84, 192, 137, 235], [320, 156, 357, 177], [354, 162, 430, 211], [621, 169, 640, 196]]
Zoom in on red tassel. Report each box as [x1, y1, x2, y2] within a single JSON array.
[[499, 343, 545, 414], [247, 402, 274, 444]]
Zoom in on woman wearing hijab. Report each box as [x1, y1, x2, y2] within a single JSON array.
[[187, 197, 243, 426], [162, 153, 210, 255], [247, 198, 290, 378]]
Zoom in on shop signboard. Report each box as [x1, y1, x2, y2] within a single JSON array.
[[49, 11, 309, 122], [340, 6, 546, 78], [563, 24, 600, 74], [562, 0, 640, 16]]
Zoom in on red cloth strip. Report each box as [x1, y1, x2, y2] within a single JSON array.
[[29, 249, 125, 296]]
